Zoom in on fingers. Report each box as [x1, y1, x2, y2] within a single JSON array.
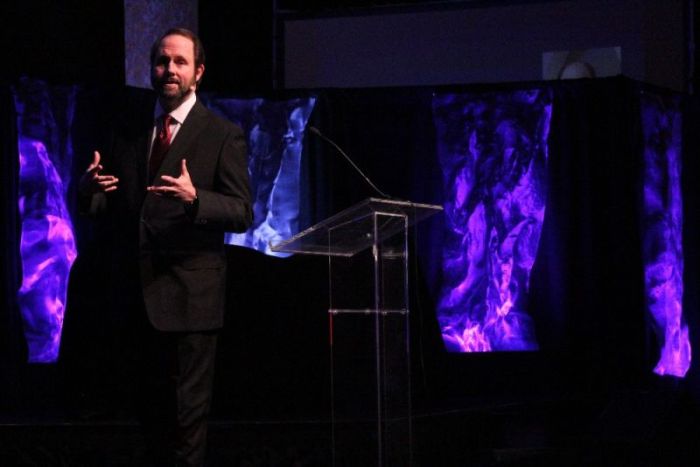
[[147, 185, 180, 198], [159, 175, 178, 184], [79, 173, 118, 195], [147, 179, 195, 202], [87, 151, 102, 172], [97, 176, 119, 190], [80, 150, 118, 195], [147, 161, 195, 201], [85, 165, 103, 178], [159, 160, 189, 183], [147, 185, 176, 194]]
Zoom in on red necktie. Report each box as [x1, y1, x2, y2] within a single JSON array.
[[149, 114, 173, 183]]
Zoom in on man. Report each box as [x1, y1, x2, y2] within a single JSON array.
[[79, 28, 252, 466]]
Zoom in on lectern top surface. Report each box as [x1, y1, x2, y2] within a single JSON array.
[[270, 197, 442, 257]]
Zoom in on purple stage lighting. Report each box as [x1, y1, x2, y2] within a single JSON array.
[[14, 79, 78, 362], [17, 139, 77, 362], [433, 89, 552, 352], [640, 93, 691, 377]]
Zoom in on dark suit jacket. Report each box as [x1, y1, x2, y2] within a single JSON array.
[[97, 95, 252, 332]]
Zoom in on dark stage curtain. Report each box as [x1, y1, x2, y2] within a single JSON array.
[[302, 87, 439, 218], [0, 86, 25, 411], [681, 94, 700, 401], [532, 79, 650, 390]]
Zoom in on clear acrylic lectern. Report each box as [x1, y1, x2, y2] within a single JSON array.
[[271, 198, 442, 467]]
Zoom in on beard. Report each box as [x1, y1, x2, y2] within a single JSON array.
[[152, 74, 196, 109]]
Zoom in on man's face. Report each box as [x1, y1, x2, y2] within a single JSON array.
[[151, 34, 204, 108]]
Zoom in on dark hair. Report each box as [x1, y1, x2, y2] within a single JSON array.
[[150, 27, 206, 68]]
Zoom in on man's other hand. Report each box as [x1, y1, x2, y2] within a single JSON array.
[[79, 151, 119, 195], [147, 159, 197, 203]]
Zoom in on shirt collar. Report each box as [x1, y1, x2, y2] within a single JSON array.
[[154, 91, 197, 125]]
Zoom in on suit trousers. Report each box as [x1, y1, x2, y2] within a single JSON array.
[[137, 320, 218, 467]]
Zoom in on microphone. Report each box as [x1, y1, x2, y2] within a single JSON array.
[[307, 126, 393, 200]]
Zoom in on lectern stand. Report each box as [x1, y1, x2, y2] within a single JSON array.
[[271, 198, 442, 467]]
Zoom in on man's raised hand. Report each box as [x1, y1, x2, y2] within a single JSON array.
[[79, 151, 119, 195], [147, 159, 197, 203]]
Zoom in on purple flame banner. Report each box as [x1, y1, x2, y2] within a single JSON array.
[[14, 80, 78, 363], [433, 89, 552, 352], [640, 93, 691, 377]]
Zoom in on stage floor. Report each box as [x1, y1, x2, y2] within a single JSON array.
[[2, 388, 699, 466]]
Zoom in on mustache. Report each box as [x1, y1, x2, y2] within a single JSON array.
[[156, 76, 181, 85]]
